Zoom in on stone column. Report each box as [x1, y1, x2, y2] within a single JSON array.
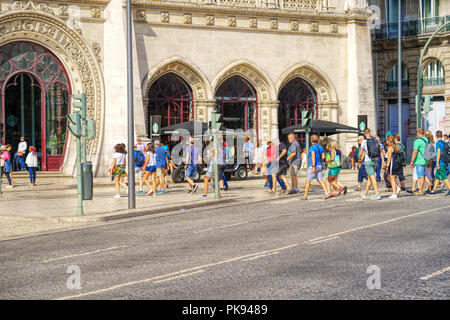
[[194, 99, 215, 122], [259, 100, 279, 141]]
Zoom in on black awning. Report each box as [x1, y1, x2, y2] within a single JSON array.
[[160, 121, 208, 136], [281, 120, 362, 136]]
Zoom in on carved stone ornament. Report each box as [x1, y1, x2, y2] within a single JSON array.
[[59, 5, 68, 17], [184, 13, 192, 24], [270, 19, 278, 30], [91, 42, 101, 63], [310, 21, 319, 32], [330, 23, 338, 33], [91, 7, 101, 19], [161, 12, 169, 23], [136, 10, 146, 22], [206, 15, 214, 26], [291, 20, 299, 31], [8, 1, 55, 15], [228, 16, 236, 27], [249, 17, 257, 29]]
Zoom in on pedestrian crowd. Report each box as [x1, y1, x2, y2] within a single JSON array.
[[1, 136, 40, 188]]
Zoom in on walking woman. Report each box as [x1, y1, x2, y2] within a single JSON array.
[[25, 146, 39, 187], [109, 143, 128, 198], [424, 130, 434, 192], [143, 143, 157, 196], [1, 145, 13, 188], [385, 135, 401, 199], [325, 141, 346, 197]]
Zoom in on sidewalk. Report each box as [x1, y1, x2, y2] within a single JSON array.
[[0, 168, 412, 239]]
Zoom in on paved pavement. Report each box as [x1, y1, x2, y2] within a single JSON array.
[[0, 168, 449, 300], [0, 168, 362, 239]]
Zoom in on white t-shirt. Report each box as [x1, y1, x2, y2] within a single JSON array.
[[113, 152, 126, 165], [146, 152, 156, 166], [18, 141, 27, 153], [254, 146, 264, 164], [25, 152, 38, 167]]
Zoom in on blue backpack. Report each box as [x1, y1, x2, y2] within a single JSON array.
[[134, 150, 145, 167]]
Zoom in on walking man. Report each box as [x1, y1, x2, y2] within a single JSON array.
[[287, 133, 301, 194], [428, 131, 450, 195], [358, 128, 383, 200], [185, 137, 200, 194], [154, 140, 169, 194], [410, 128, 429, 196], [303, 134, 330, 200]]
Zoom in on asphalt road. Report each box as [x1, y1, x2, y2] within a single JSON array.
[[0, 189, 449, 300]]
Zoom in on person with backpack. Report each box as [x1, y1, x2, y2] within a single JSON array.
[[134, 145, 146, 195], [410, 128, 431, 196], [326, 140, 346, 197], [393, 134, 407, 192], [428, 131, 450, 195], [385, 136, 402, 199], [358, 128, 383, 200], [355, 136, 368, 192]]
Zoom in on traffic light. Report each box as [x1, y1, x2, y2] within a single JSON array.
[[210, 112, 223, 131], [67, 112, 81, 136], [422, 95, 433, 115], [86, 118, 96, 140], [72, 93, 87, 119], [301, 110, 312, 129]]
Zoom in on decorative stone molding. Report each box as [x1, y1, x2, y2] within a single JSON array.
[[310, 21, 319, 32], [136, 10, 146, 22], [183, 13, 192, 24], [161, 11, 169, 23], [228, 16, 236, 27], [270, 19, 278, 30], [91, 41, 102, 63], [7, 1, 55, 15], [330, 23, 338, 33], [290, 20, 299, 31], [249, 17, 257, 29], [206, 15, 214, 26], [91, 7, 101, 19], [0, 10, 105, 174], [145, 61, 209, 102]]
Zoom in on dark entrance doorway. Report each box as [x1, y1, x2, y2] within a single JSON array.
[[0, 41, 71, 171]]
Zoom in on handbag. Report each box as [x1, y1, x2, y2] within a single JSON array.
[[327, 151, 341, 169], [17, 152, 23, 157]]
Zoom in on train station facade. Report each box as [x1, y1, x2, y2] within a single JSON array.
[[0, 0, 376, 176]]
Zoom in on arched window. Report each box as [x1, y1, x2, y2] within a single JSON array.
[[215, 76, 257, 135], [386, 64, 408, 91], [147, 73, 193, 131], [423, 60, 444, 87]]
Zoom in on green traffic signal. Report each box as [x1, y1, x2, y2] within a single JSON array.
[[301, 110, 312, 128], [210, 112, 223, 131]]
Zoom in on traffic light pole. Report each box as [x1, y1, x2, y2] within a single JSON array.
[[416, 21, 450, 129], [75, 113, 83, 216], [213, 131, 220, 200]]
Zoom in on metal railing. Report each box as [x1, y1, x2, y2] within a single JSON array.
[[373, 16, 450, 40], [422, 77, 445, 87], [385, 80, 409, 92]]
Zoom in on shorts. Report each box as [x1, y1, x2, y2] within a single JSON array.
[[290, 164, 300, 176], [156, 167, 165, 178], [112, 165, 126, 177], [146, 166, 156, 173], [415, 165, 425, 178], [365, 159, 378, 176], [358, 165, 368, 183], [388, 163, 401, 176], [135, 167, 143, 177], [261, 163, 268, 175], [306, 166, 322, 181], [435, 163, 448, 181], [328, 167, 341, 176], [185, 165, 197, 178]]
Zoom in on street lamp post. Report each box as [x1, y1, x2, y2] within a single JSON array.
[[397, 0, 402, 141], [126, 0, 136, 209], [416, 21, 450, 129]]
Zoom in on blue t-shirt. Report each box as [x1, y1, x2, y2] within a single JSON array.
[[308, 144, 323, 168], [155, 147, 167, 168], [186, 145, 200, 166], [162, 145, 170, 159], [436, 140, 446, 166]]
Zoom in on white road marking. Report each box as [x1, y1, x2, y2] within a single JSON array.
[[304, 204, 450, 244], [307, 236, 340, 245], [242, 251, 280, 261], [41, 246, 127, 263], [55, 243, 298, 300], [153, 270, 206, 283], [194, 215, 290, 233], [420, 266, 450, 281], [271, 198, 299, 204]]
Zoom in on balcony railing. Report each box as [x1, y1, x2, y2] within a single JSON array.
[[142, 0, 320, 10], [423, 77, 445, 87], [385, 80, 409, 92], [373, 16, 450, 40]]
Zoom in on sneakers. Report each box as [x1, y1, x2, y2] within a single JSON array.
[[337, 187, 344, 196], [192, 184, 199, 194], [288, 189, 297, 195], [371, 194, 381, 200], [343, 186, 348, 195], [113, 194, 121, 199], [302, 196, 308, 200], [137, 190, 144, 195], [396, 188, 401, 195], [156, 190, 164, 195], [201, 194, 207, 197], [388, 195, 397, 200], [360, 192, 367, 199], [425, 190, 436, 196], [323, 193, 332, 199]]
